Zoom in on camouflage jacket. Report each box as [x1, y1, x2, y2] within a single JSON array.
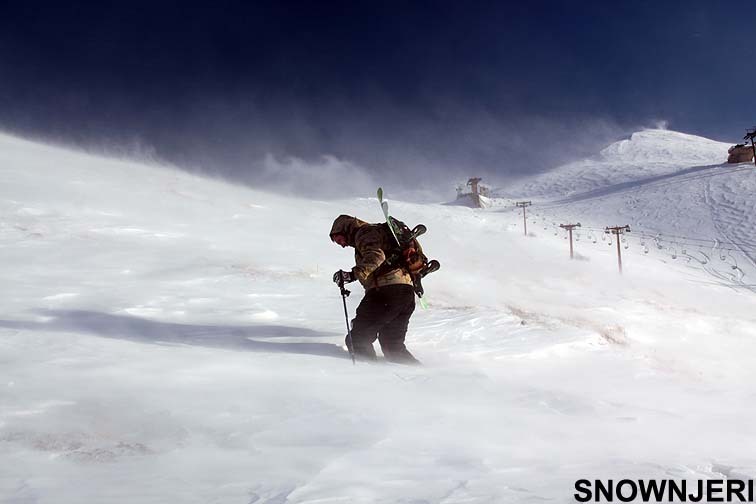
[[329, 214, 413, 290]]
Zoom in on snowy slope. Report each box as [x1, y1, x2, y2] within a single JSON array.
[[503, 129, 730, 199], [499, 129, 756, 293], [2, 131, 756, 503]]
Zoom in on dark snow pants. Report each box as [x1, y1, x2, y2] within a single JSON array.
[[348, 284, 418, 364]]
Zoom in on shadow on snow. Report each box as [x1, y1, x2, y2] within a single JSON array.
[[0, 309, 350, 360], [506, 163, 753, 209]]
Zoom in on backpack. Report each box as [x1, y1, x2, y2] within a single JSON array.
[[381, 217, 428, 275], [372, 188, 440, 296], [374, 217, 439, 297]]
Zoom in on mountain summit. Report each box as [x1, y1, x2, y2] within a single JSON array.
[[505, 129, 730, 199]]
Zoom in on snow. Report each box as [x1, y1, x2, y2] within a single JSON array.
[[2, 129, 756, 503], [501, 129, 756, 293], [506, 129, 730, 199]]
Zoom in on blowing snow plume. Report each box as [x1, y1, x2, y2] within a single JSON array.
[[254, 153, 378, 199]]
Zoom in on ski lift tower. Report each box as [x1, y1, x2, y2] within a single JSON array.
[[467, 177, 483, 207], [745, 128, 756, 167]]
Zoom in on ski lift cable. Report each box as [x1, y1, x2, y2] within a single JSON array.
[[577, 226, 756, 253], [522, 205, 756, 253]]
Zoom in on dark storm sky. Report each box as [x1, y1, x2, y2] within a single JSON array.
[[0, 1, 753, 195]]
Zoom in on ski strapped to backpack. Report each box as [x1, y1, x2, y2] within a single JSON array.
[[376, 188, 440, 298]]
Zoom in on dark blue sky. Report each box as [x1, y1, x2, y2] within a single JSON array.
[[0, 1, 753, 192]]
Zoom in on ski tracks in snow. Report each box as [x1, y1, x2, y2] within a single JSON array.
[[527, 163, 756, 293], [703, 168, 756, 292]]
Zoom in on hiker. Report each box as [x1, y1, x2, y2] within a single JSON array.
[[329, 214, 420, 364]]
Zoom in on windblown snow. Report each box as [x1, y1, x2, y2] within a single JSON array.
[[2, 130, 756, 503]]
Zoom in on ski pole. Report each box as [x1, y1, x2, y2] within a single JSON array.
[[337, 273, 356, 365]]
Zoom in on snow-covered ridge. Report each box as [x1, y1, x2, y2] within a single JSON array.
[[503, 129, 731, 199], [599, 129, 729, 166]]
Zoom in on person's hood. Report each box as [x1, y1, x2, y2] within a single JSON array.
[[329, 215, 368, 246]]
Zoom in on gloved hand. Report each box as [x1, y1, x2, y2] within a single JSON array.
[[332, 269, 356, 285]]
